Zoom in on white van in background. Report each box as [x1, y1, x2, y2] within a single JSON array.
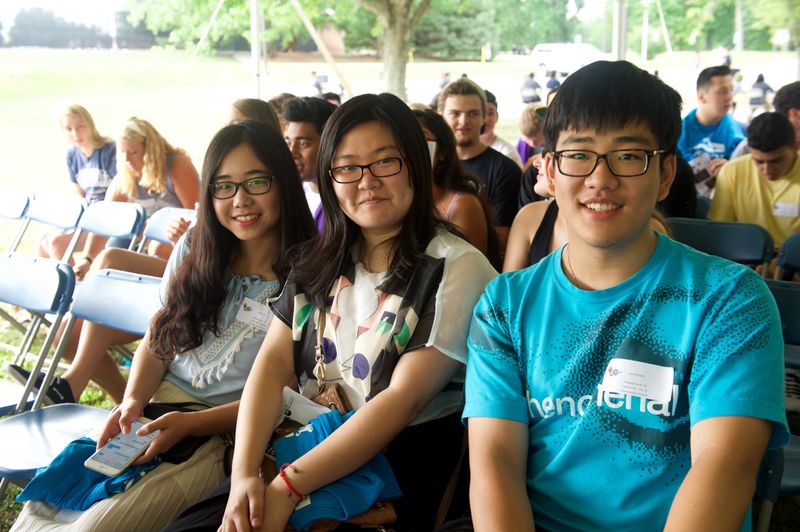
[[530, 43, 606, 76]]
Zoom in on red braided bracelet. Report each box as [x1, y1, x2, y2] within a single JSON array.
[[279, 463, 306, 500]]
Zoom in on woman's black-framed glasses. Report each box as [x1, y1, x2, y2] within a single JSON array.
[[209, 176, 275, 199], [552, 149, 668, 177], [329, 157, 403, 184]]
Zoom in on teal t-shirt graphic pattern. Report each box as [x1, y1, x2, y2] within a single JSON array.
[[464, 234, 789, 531]]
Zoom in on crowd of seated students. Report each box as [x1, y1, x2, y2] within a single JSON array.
[[6, 60, 796, 531]]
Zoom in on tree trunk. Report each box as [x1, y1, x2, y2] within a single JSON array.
[[354, 0, 432, 102], [382, 14, 410, 100]]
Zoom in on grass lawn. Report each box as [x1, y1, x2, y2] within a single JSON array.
[[0, 45, 799, 529]]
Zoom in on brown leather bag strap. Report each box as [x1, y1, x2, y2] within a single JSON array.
[[313, 309, 326, 387]]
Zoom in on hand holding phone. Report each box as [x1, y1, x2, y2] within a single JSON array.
[[85, 418, 158, 476], [97, 399, 144, 450]]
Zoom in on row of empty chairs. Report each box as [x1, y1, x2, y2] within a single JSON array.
[[0, 264, 163, 497], [0, 190, 189, 498], [0, 190, 194, 260]]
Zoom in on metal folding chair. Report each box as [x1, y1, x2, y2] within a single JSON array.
[[694, 195, 711, 219], [0, 189, 33, 334], [0, 189, 33, 254], [775, 232, 800, 280], [67, 268, 163, 337], [25, 194, 86, 262], [62, 200, 147, 264], [0, 403, 109, 498], [669, 218, 774, 278], [0, 255, 75, 415], [754, 447, 784, 532], [0, 269, 163, 499], [136, 207, 194, 252]]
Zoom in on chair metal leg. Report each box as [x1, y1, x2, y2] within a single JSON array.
[[0, 306, 26, 334], [754, 499, 774, 532], [11, 315, 41, 367], [31, 315, 75, 411]]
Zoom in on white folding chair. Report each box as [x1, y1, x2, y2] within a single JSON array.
[[0, 269, 163, 499], [0, 255, 75, 415], [62, 200, 147, 264], [24, 194, 86, 262], [0, 189, 33, 254], [0, 189, 33, 334], [136, 207, 195, 252]]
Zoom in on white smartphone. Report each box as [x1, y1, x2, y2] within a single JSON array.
[[84, 418, 158, 476]]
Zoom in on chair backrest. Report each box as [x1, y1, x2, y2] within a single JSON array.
[[0, 254, 75, 314], [776, 232, 800, 275], [69, 268, 163, 336], [669, 218, 774, 274], [0, 189, 33, 253], [766, 280, 800, 346], [76, 200, 146, 239], [62, 201, 147, 263], [0, 189, 31, 221], [25, 194, 85, 231], [694, 196, 711, 219], [137, 207, 195, 251]]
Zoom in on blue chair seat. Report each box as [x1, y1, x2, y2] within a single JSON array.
[[0, 404, 109, 481]]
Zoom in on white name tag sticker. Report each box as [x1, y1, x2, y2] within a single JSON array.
[[601, 358, 673, 403], [235, 297, 270, 330], [773, 202, 799, 217]]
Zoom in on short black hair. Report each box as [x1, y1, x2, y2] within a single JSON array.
[[696, 65, 732, 91], [484, 90, 498, 107], [320, 92, 341, 104], [774, 81, 800, 116], [282, 96, 337, 135], [543, 60, 682, 154], [747, 112, 796, 152]]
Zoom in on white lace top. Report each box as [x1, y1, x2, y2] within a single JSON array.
[[162, 232, 279, 405]]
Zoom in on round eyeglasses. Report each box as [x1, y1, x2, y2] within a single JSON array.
[[329, 157, 403, 184], [553, 149, 668, 177], [209, 176, 275, 199]]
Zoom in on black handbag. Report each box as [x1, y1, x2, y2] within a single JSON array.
[[142, 402, 212, 464]]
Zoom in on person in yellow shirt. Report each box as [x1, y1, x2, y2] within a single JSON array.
[[710, 112, 800, 247]]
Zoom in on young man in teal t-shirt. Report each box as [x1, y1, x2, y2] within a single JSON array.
[[464, 60, 789, 531]]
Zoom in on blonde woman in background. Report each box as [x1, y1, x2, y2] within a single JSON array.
[[11, 118, 199, 406], [39, 104, 117, 260], [74, 116, 199, 279]]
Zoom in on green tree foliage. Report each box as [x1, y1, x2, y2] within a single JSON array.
[[414, 0, 495, 60], [492, 0, 584, 52], [750, 0, 800, 51], [9, 8, 112, 48], [127, 0, 249, 52], [328, 2, 379, 52]]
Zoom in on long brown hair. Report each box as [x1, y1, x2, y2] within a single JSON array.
[[149, 121, 315, 358], [293, 93, 452, 308]]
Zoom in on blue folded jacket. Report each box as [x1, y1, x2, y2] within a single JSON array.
[[272, 410, 402, 532], [17, 437, 161, 511]]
